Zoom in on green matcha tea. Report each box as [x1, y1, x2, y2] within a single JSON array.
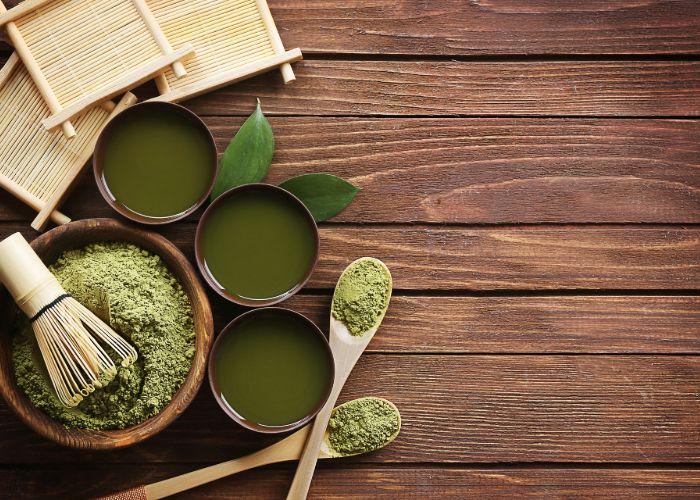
[[200, 187, 317, 302], [101, 106, 214, 218], [214, 310, 332, 427]]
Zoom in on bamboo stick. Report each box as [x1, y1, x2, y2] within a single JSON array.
[[131, 0, 187, 93], [0, 172, 70, 225], [151, 48, 302, 103], [254, 0, 294, 83]]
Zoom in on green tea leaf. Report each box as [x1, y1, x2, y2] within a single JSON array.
[[280, 173, 360, 222], [211, 99, 274, 200]]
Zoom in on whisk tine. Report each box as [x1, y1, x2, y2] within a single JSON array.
[[0, 233, 138, 408], [33, 323, 82, 406], [69, 297, 138, 366], [37, 305, 119, 405]]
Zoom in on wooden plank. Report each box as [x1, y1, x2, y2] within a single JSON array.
[[185, 61, 700, 117], [1, 222, 699, 290], [272, 0, 700, 56], [2, 118, 699, 224], [13, 57, 699, 120], [4, 0, 700, 56], [307, 226, 700, 291], [281, 295, 700, 354], [310, 226, 699, 290], [2, 466, 700, 498], [1, 356, 698, 464]]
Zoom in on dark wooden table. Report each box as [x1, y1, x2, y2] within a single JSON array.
[[1, 1, 700, 498]]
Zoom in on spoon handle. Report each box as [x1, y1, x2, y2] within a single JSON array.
[[100, 427, 310, 500], [285, 383, 342, 500], [287, 333, 358, 500]]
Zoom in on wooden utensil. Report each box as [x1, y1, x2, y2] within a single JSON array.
[[0, 232, 138, 407], [287, 257, 393, 500], [102, 397, 401, 500]]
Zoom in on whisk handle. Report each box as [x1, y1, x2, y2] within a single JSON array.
[[0, 232, 58, 316]]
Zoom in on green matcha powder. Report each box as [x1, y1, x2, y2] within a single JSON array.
[[331, 259, 391, 336], [328, 397, 400, 456], [12, 243, 195, 430]]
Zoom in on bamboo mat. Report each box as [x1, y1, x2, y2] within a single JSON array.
[[0, 0, 193, 137], [0, 53, 136, 231], [147, 0, 302, 103]]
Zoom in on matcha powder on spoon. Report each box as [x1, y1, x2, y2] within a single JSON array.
[[328, 397, 400, 456], [331, 258, 392, 336], [11, 243, 195, 430]]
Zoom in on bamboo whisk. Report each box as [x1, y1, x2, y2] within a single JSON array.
[[0, 233, 137, 407]]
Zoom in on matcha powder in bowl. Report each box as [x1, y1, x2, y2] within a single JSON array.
[[11, 243, 196, 431]]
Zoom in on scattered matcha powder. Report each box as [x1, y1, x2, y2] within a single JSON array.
[[331, 258, 391, 336], [328, 397, 400, 456], [12, 243, 195, 430]]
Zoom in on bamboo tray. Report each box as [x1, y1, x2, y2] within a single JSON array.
[[146, 0, 302, 104], [0, 53, 136, 231], [0, 0, 194, 138]]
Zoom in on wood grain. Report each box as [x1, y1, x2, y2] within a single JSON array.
[[1, 355, 699, 464], [4, 1, 700, 56], [2, 57, 700, 117], [268, 0, 700, 56], [7, 117, 694, 225], [2, 466, 700, 499], [281, 295, 700, 354], [2, 222, 699, 290], [181, 60, 700, 117]]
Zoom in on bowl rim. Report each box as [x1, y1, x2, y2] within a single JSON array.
[[195, 183, 320, 307], [0, 218, 214, 449], [208, 307, 335, 434], [93, 101, 218, 226]]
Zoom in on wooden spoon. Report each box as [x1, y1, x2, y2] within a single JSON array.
[[287, 257, 393, 500], [101, 397, 400, 500]]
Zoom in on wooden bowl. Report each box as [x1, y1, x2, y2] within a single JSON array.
[[0, 218, 214, 449]]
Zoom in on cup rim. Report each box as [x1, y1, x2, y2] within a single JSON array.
[[195, 183, 320, 307], [207, 307, 335, 434], [93, 101, 218, 225]]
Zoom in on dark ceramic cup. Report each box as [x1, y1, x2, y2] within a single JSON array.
[[195, 183, 320, 307], [93, 101, 218, 225], [208, 307, 335, 434]]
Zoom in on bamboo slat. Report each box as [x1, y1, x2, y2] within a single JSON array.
[[0, 0, 192, 137], [146, 0, 302, 103], [0, 54, 136, 231]]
